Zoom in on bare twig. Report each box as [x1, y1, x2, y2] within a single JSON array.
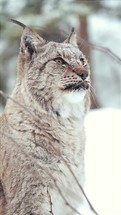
[[78, 37, 121, 64], [51, 177, 82, 215], [63, 159, 99, 215], [48, 144, 99, 215], [0, 91, 36, 119], [90, 42, 121, 64], [47, 187, 54, 215]]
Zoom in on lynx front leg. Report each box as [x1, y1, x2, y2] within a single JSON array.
[[5, 173, 52, 215], [1, 152, 52, 215], [5, 182, 52, 215]]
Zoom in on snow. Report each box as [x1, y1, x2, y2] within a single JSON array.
[[84, 108, 121, 215]]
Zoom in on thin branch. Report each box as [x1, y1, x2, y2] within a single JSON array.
[[78, 37, 121, 64], [0, 91, 36, 119], [63, 159, 99, 215], [90, 42, 121, 64], [51, 177, 82, 215], [47, 187, 54, 215], [49, 144, 99, 215]]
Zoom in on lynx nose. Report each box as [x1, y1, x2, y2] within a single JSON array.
[[74, 67, 88, 80], [80, 71, 88, 80]]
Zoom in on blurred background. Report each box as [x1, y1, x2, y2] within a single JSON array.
[[0, 0, 121, 111], [0, 1, 121, 215]]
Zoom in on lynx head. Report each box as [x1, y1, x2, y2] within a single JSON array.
[[11, 19, 90, 118]]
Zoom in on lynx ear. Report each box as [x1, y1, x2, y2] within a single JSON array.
[[64, 28, 77, 46], [10, 19, 45, 57]]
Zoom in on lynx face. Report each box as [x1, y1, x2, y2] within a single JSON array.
[[26, 43, 90, 103], [12, 20, 90, 114]]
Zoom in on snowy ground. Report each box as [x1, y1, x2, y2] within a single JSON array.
[[84, 108, 121, 215]]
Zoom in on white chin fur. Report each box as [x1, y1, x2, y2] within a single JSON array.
[[62, 90, 86, 104]]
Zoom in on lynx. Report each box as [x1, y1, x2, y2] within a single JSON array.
[[0, 19, 90, 215]]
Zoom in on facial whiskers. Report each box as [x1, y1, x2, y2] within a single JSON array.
[[88, 83, 99, 108]]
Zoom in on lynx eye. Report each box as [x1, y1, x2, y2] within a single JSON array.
[[54, 57, 66, 65], [80, 57, 87, 67], [80, 57, 85, 65]]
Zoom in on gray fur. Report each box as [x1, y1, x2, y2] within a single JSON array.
[[0, 20, 90, 215]]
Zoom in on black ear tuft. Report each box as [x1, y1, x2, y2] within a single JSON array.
[[64, 28, 77, 46], [10, 19, 26, 29], [21, 28, 45, 58], [23, 36, 37, 57], [10, 19, 46, 58]]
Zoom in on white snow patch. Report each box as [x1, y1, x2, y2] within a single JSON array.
[[84, 108, 121, 215]]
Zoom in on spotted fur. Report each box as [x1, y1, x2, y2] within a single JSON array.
[[0, 20, 90, 215]]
